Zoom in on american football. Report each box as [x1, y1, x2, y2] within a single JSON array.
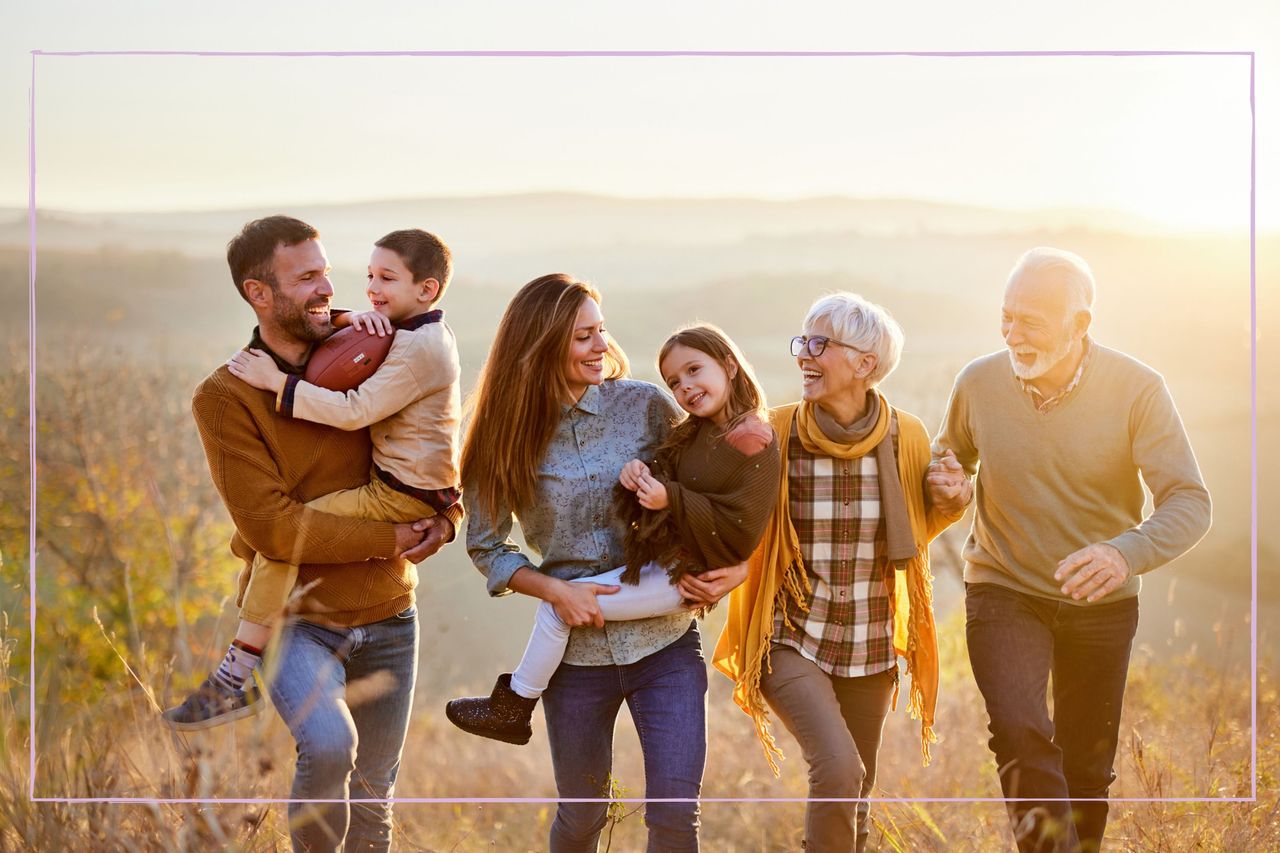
[[304, 325, 396, 392]]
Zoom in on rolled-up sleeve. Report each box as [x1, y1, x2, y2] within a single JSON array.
[[464, 480, 537, 597]]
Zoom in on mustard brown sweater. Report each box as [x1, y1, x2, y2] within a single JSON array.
[[192, 339, 413, 627]]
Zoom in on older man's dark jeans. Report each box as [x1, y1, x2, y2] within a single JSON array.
[[966, 582, 1139, 853]]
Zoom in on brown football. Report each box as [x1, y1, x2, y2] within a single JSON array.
[[304, 325, 396, 392]]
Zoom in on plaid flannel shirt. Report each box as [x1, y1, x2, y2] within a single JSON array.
[[773, 413, 899, 677]]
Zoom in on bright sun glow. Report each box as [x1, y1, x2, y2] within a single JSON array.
[[28, 53, 1252, 232]]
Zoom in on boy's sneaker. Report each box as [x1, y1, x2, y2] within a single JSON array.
[[161, 674, 263, 731]]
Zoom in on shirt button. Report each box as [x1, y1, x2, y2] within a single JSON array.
[[589, 473, 597, 480]]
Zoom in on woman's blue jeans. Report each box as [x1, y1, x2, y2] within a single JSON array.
[[542, 623, 707, 853], [268, 606, 419, 853]]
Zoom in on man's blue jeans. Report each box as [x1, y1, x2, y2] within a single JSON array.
[[966, 582, 1139, 853], [541, 623, 707, 853], [269, 606, 419, 853]]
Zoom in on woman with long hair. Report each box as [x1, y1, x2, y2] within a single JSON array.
[[459, 274, 737, 852]]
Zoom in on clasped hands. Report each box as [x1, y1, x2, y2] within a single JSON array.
[[924, 449, 973, 516], [619, 459, 669, 510], [396, 516, 454, 563]]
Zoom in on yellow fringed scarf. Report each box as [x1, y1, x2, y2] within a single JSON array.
[[711, 397, 963, 774]]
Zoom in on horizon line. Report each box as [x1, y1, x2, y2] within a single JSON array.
[[0, 190, 1259, 237]]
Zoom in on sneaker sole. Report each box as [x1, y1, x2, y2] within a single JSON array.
[[444, 707, 531, 746], [162, 699, 265, 732]]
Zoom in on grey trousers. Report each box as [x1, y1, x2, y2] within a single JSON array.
[[760, 644, 897, 853]]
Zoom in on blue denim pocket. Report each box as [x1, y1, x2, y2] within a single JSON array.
[[394, 605, 418, 621]]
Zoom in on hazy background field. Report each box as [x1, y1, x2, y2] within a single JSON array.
[[0, 191, 1273, 849]]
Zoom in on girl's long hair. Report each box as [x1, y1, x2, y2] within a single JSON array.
[[461, 273, 629, 519], [655, 323, 767, 456]]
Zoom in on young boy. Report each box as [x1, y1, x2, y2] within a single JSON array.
[[163, 228, 463, 730]]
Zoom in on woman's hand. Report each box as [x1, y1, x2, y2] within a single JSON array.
[[635, 470, 669, 510], [349, 310, 394, 336], [925, 448, 972, 515], [675, 561, 749, 607], [548, 578, 620, 628], [619, 459, 651, 491], [227, 348, 287, 393]]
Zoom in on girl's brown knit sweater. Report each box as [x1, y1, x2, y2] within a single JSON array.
[[615, 416, 781, 584]]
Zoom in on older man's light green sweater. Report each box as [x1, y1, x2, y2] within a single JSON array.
[[934, 343, 1211, 604]]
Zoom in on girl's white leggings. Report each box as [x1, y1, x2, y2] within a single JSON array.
[[509, 562, 687, 699]]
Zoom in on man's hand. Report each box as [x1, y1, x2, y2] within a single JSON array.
[[227, 348, 288, 394], [1055, 543, 1131, 602], [392, 522, 426, 558], [548, 578, 620, 628], [619, 459, 651, 492], [675, 561, 749, 608], [349, 310, 395, 336], [399, 516, 454, 563], [925, 449, 972, 515], [635, 470, 669, 510]]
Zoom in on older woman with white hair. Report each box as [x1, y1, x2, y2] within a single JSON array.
[[713, 292, 965, 853]]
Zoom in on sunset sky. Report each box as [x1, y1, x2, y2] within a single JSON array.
[[2, 2, 1275, 234]]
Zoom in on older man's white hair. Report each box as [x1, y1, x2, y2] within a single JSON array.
[[804, 292, 904, 386], [1006, 247, 1096, 318]]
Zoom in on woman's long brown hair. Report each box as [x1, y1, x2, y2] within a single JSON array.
[[460, 273, 630, 519], [655, 323, 768, 456]]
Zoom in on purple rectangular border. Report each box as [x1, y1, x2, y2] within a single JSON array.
[[25, 48, 1258, 808]]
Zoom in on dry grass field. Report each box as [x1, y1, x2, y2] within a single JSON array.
[[0, 344, 1269, 851]]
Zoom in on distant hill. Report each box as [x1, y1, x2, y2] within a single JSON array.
[[0, 192, 1172, 292]]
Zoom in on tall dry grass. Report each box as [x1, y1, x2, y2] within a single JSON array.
[[1, 344, 1270, 851]]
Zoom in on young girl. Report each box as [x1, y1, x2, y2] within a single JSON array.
[[446, 323, 781, 745]]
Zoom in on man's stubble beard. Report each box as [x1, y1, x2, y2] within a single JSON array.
[[272, 294, 332, 344]]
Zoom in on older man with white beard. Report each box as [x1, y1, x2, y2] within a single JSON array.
[[927, 247, 1211, 853]]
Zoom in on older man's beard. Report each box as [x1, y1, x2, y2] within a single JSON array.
[[1008, 331, 1074, 380], [273, 295, 332, 343]]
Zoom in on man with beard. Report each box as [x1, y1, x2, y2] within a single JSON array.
[[926, 247, 1211, 852], [185, 215, 448, 851]]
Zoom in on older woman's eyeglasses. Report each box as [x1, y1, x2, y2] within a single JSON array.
[[790, 335, 861, 358]]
